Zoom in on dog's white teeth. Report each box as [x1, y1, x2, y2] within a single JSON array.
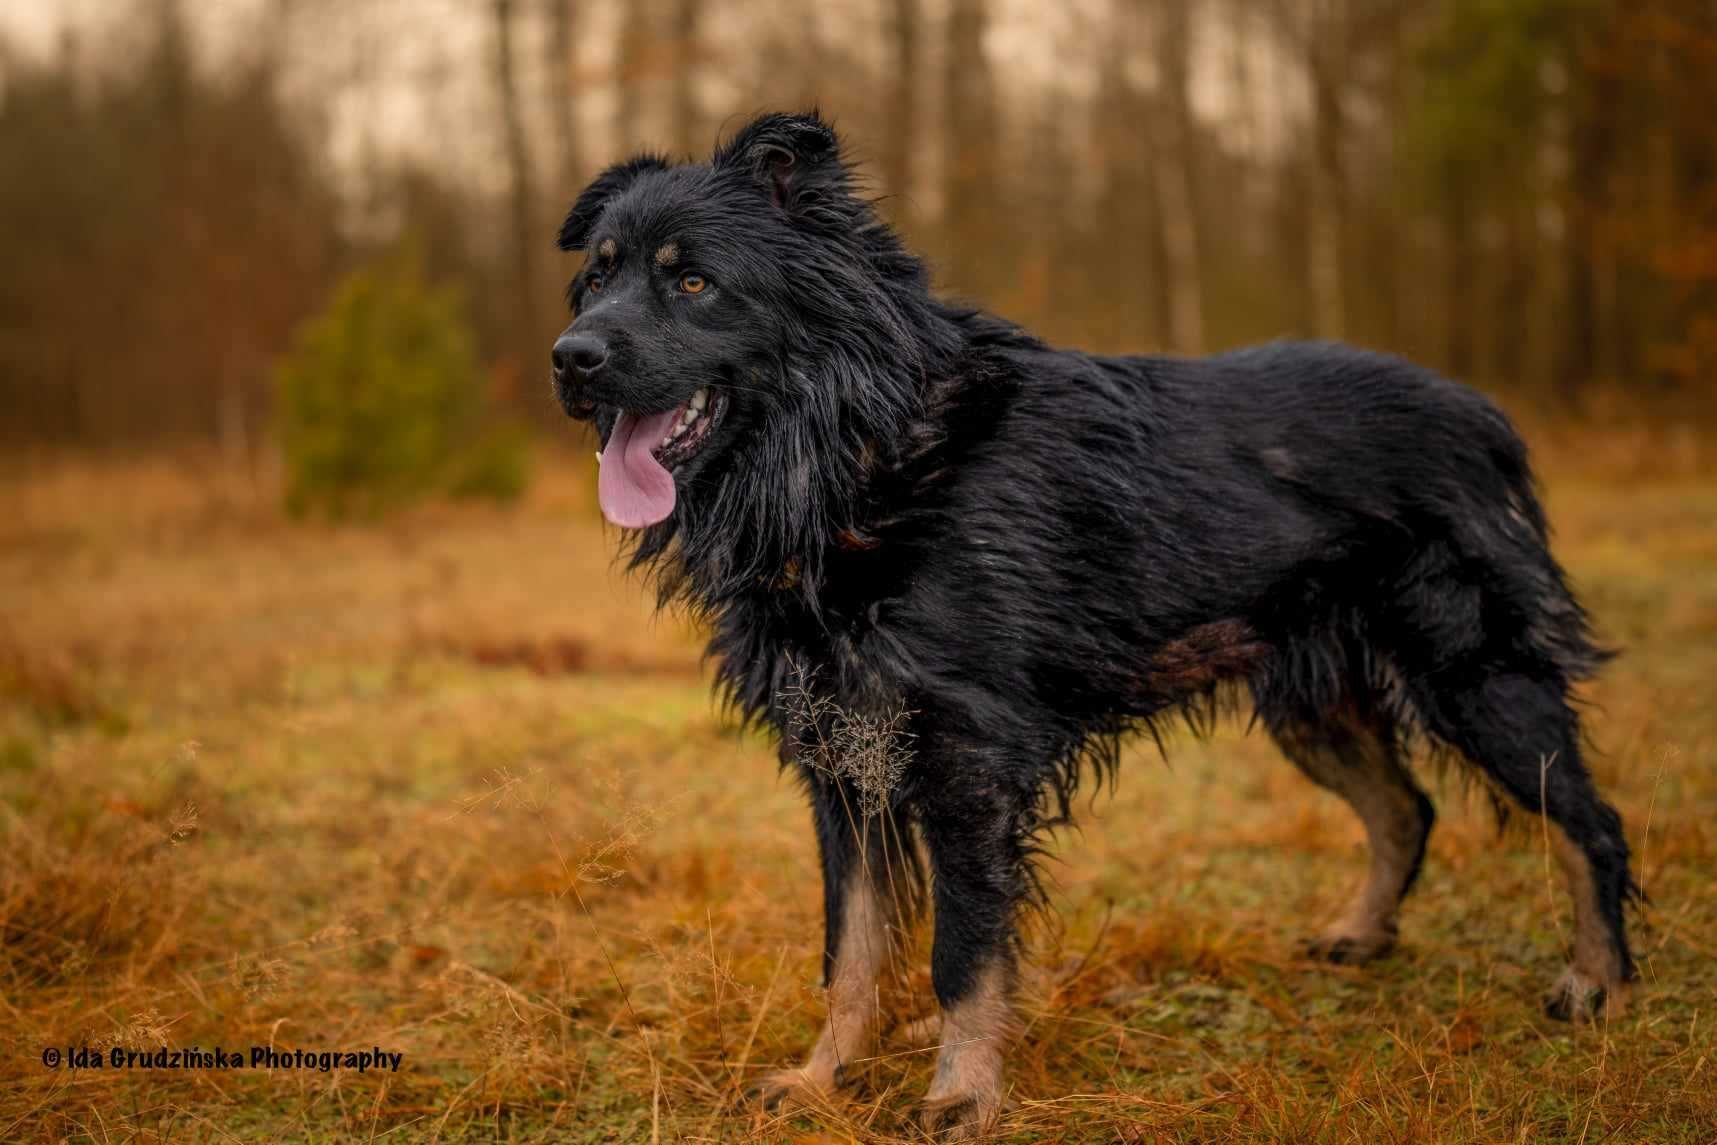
[[655, 394, 712, 455]]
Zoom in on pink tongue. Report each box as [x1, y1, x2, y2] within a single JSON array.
[[598, 408, 682, 528]]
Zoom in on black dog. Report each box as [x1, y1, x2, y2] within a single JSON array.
[[550, 111, 1637, 1138]]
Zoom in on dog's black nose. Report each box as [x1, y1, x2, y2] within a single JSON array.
[[552, 334, 608, 379]]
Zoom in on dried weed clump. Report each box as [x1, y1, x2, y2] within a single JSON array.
[[0, 796, 199, 986], [780, 656, 915, 818]]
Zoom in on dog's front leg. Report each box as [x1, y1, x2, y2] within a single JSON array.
[[752, 772, 913, 1108], [915, 758, 1030, 1140]]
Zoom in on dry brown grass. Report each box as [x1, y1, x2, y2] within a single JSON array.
[[1, 427, 1714, 1142]]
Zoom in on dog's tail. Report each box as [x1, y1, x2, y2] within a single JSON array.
[[1446, 404, 1613, 684]]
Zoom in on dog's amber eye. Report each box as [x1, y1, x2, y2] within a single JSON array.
[[586, 273, 603, 295], [678, 272, 707, 295]]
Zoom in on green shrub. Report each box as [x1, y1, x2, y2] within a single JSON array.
[[275, 257, 530, 518], [447, 423, 534, 502]]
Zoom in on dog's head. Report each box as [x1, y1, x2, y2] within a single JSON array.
[[552, 111, 895, 533]]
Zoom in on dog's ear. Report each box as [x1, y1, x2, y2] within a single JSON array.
[[556, 155, 668, 251], [714, 111, 841, 212]]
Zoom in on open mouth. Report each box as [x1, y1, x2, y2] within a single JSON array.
[[651, 386, 728, 471], [596, 387, 729, 529]]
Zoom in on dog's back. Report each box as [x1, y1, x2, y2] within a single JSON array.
[[864, 335, 1598, 727]]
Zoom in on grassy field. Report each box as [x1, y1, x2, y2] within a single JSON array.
[[3, 435, 1715, 1143]]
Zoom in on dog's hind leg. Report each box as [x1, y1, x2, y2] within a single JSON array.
[[1411, 667, 1637, 1021], [1384, 463, 1635, 1018], [751, 773, 918, 1108], [1270, 710, 1435, 964]]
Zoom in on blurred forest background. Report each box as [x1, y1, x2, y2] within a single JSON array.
[[2, 0, 1714, 464], [5, 6, 1717, 1140]]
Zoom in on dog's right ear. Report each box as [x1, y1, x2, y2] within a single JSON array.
[[556, 155, 668, 251]]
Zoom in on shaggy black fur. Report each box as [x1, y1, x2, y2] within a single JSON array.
[[550, 112, 1638, 1069]]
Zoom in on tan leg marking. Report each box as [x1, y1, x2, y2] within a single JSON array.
[[752, 874, 891, 1106], [1546, 829, 1629, 1021], [1280, 718, 1430, 963], [919, 960, 1017, 1140], [897, 1012, 942, 1048]]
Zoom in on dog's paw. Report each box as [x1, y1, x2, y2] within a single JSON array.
[[917, 1092, 1001, 1141], [1544, 967, 1628, 1024], [744, 1066, 840, 1114], [1298, 928, 1395, 965]]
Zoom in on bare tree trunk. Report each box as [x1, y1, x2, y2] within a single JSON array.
[[944, 0, 996, 293], [546, 0, 577, 190], [1443, 179, 1475, 380], [1227, 0, 1255, 163], [1375, 2, 1407, 349], [673, 0, 699, 157], [887, 0, 920, 212], [617, 0, 648, 146], [1557, 25, 1616, 399], [1491, 200, 1529, 384], [1305, 0, 1347, 341], [1106, 1, 1170, 348], [1153, 0, 1205, 353], [492, 0, 539, 361]]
